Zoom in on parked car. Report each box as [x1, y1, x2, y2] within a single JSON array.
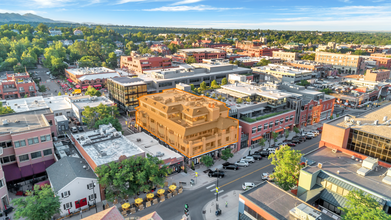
[[250, 154, 262, 160], [242, 182, 255, 190], [235, 160, 249, 167], [285, 142, 296, 147], [282, 139, 292, 143], [222, 163, 239, 170], [305, 135, 313, 139], [46, 71, 50, 75], [77, 126, 84, 132], [290, 139, 301, 144], [242, 156, 255, 163], [208, 170, 225, 178], [262, 173, 274, 182], [254, 150, 269, 157], [75, 120, 81, 126], [292, 136, 306, 142], [306, 133, 316, 138], [71, 127, 78, 133]]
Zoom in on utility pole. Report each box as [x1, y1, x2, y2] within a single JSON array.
[[215, 177, 219, 211]]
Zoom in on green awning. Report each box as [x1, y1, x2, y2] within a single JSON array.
[[320, 189, 349, 208], [299, 185, 324, 202]]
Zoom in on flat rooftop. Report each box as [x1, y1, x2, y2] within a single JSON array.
[[304, 147, 391, 201], [66, 67, 115, 76], [109, 77, 146, 86], [44, 96, 71, 111], [331, 103, 391, 138], [6, 96, 48, 112], [221, 83, 292, 100], [253, 64, 313, 75], [125, 132, 183, 161], [178, 48, 224, 53], [73, 124, 144, 167], [241, 181, 334, 220], [71, 96, 114, 110], [0, 108, 51, 134], [78, 72, 120, 81]]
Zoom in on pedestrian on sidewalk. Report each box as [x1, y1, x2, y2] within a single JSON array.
[[225, 201, 228, 208]]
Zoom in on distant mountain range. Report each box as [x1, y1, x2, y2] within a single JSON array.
[[0, 13, 61, 23]]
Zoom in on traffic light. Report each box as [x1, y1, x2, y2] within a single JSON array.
[[184, 208, 189, 216], [185, 204, 189, 209]]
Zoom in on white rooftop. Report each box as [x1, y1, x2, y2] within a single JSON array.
[[6, 96, 48, 112], [221, 83, 292, 100], [253, 64, 313, 75], [67, 96, 114, 110], [125, 132, 183, 162], [78, 72, 120, 81], [44, 95, 71, 112], [73, 124, 145, 167], [66, 67, 115, 76]]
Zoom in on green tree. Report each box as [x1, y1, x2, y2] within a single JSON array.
[[105, 52, 117, 69], [58, 92, 62, 96], [13, 185, 61, 220], [268, 145, 303, 190], [82, 104, 119, 128], [36, 23, 49, 33], [200, 155, 214, 168], [258, 138, 266, 147], [257, 58, 271, 66], [82, 106, 96, 128], [340, 190, 391, 220], [186, 56, 196, 64], [320, 88, 333, 94], [236, 98, 242, 104], [221, 77, 228, 85], [211, 93, 216, 98], [301, 53, 315, 60], [284, 129, 290, 140], [190, 84, 195, 91], [200, 81, 207, 90], [0, 103, 15, 115], [211, 80, 218, 88], [94, 116, 122, 131], [95, 155, 170, 202], [217, 95, 222, 100], [13, 64, 25, 73], [221, 148, 234, 161], [297, 80, 310, 87], [78, 56, 102, 68], [245, 97, 252, 103], [293, 126, 300, 134], [38, 85, 46, 92], [85, 86, 102, 97], [272, 131, 279, 146]]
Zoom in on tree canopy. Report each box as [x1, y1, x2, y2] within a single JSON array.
[[269, 145, 303, 190], [82, 103, 119, 128], [13, 185, 61, 220], [257, 58, 271, 66], [200, 155, 214, 168], [85, 85, 102, 97], [0, 102, 15, 115], [95, 155, 170, 202], [221, 148, 234, 161]]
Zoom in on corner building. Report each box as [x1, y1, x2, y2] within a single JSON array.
[[136, 89, 239, 164]]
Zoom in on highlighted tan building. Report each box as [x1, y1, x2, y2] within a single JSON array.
[[136, 89, 239, 165]]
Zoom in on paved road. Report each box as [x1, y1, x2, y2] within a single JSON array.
[[132, 137, 321, 220]]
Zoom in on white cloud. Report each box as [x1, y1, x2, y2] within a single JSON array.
[[172, 0, 203, 5], [116, 0, 146, 4], [339, 0, 352, 3], [0, 9, 39, 14], [31, 0, 74, 8], [144, 5, 243, 11]]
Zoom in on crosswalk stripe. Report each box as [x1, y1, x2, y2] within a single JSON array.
[[214, 190, 224, 195], [206, 184, 215, 189]]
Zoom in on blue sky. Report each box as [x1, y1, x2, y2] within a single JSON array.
[[1, 0, 391, 31]]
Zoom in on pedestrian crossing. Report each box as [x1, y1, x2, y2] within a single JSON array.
[[206, 184, 215, 189]]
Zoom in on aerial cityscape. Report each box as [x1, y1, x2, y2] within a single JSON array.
[[0, 0, 391, 220]]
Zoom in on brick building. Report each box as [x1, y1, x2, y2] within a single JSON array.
[[369, 54, 391, 69], [0, 73, 37, 100], [365, 69, 390, 82], [177, 48, 226, 63], [169, 38, 184, 48], [237, 47, 280, 57], [136, 89, 239, 164], [192, 40, 230, 48], [120, 56, 174, 73], [65, 67, 120, 90], [235, 40, 264, 50], [315, 52, 364, 74], [150, 44, 171, 56], [286, 60, 332, 71]]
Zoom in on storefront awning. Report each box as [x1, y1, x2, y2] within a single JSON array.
[[251, 136, 263, 141], [44, 159, 55, 168], [32, 161, 46, 174], [275, 129, 284, 133], [82, 86, 89, 89], [240, 110, 253, 115], [3, 163, 22, 182], [67, 79, 73, 83], [93, 84, 102, 87], [75, 85, 81, 88], [20, 165, 34, 178]]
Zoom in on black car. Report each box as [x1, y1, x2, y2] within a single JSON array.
[[222, 163, 239, 170], [77, 126, 84, 132], [292, 136, 306, 142], [208, 170, 225, 178], [290, 139, 301, 144], [255, 150, 269, 157], [250, 154, 262, 160]]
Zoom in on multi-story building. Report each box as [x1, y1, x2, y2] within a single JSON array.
[[64, 95, 114, 122], [237, 47, 280, 57], [315, 52, 364, 74], [239, 181, 334, 220], [106, 77, 147, 115], [234, 56, 282, 67], [120, 56, 175, 73], [252, 64, 314, 83], [272, 51, 299, 61], [297, 146, 391, 217], [150, 44, 171, 56], [0, 109, 56, 185], [176, 48, 226, 63], [0, 72, 37, 99], [192, 40, 230, 48], [369, 54, 391, 69], [0, 153, 9, 213], [135, 89, 239, 164], [169, 38, 184, 48], [235, 40, 264, 50], [286, 60, 332, 72], [65, 67, 121, 90], [136, 63, 251, 93], [364, 69, 390, 82], [320, 103, 391, 165], [49, 30, 62, 36], [283, 42, 303, 50]]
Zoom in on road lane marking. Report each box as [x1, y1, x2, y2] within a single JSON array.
[[206, 184, 215, 189], [214, 190, 224, 195], [220, 141, 320, 189]]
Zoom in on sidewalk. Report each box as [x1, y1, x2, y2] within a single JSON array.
[[202, 190, 240, 220]]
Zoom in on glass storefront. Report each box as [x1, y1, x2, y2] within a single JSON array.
[[347, 129, 391, 163]]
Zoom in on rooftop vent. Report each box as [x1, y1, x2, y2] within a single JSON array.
[[137, 138, 141, 142], [374, 120, 379, 125], [2, 119, 8, 125], [384, 116, 388, 122], [155, 152, 164, 157]]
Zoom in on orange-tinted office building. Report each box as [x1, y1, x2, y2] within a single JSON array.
[[136, 89, 238, 164]]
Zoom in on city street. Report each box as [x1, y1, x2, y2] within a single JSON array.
[[131, 136, 322, 220]]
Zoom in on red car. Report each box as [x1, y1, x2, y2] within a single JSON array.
[[285, 142, 296, 147]]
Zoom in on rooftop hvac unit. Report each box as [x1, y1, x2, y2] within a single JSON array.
[[317, 163, 323, 169], [2, 119, 8, 125], [374, 120, 379, 125], [384, 116, 388, 122], [137, 138, 141, 142]]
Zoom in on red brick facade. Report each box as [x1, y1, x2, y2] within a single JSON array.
[[1, 73, 37, 99], [298, 99, 335, 128], [120, 56, 174, 73], [237, 47, 280, 57]]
